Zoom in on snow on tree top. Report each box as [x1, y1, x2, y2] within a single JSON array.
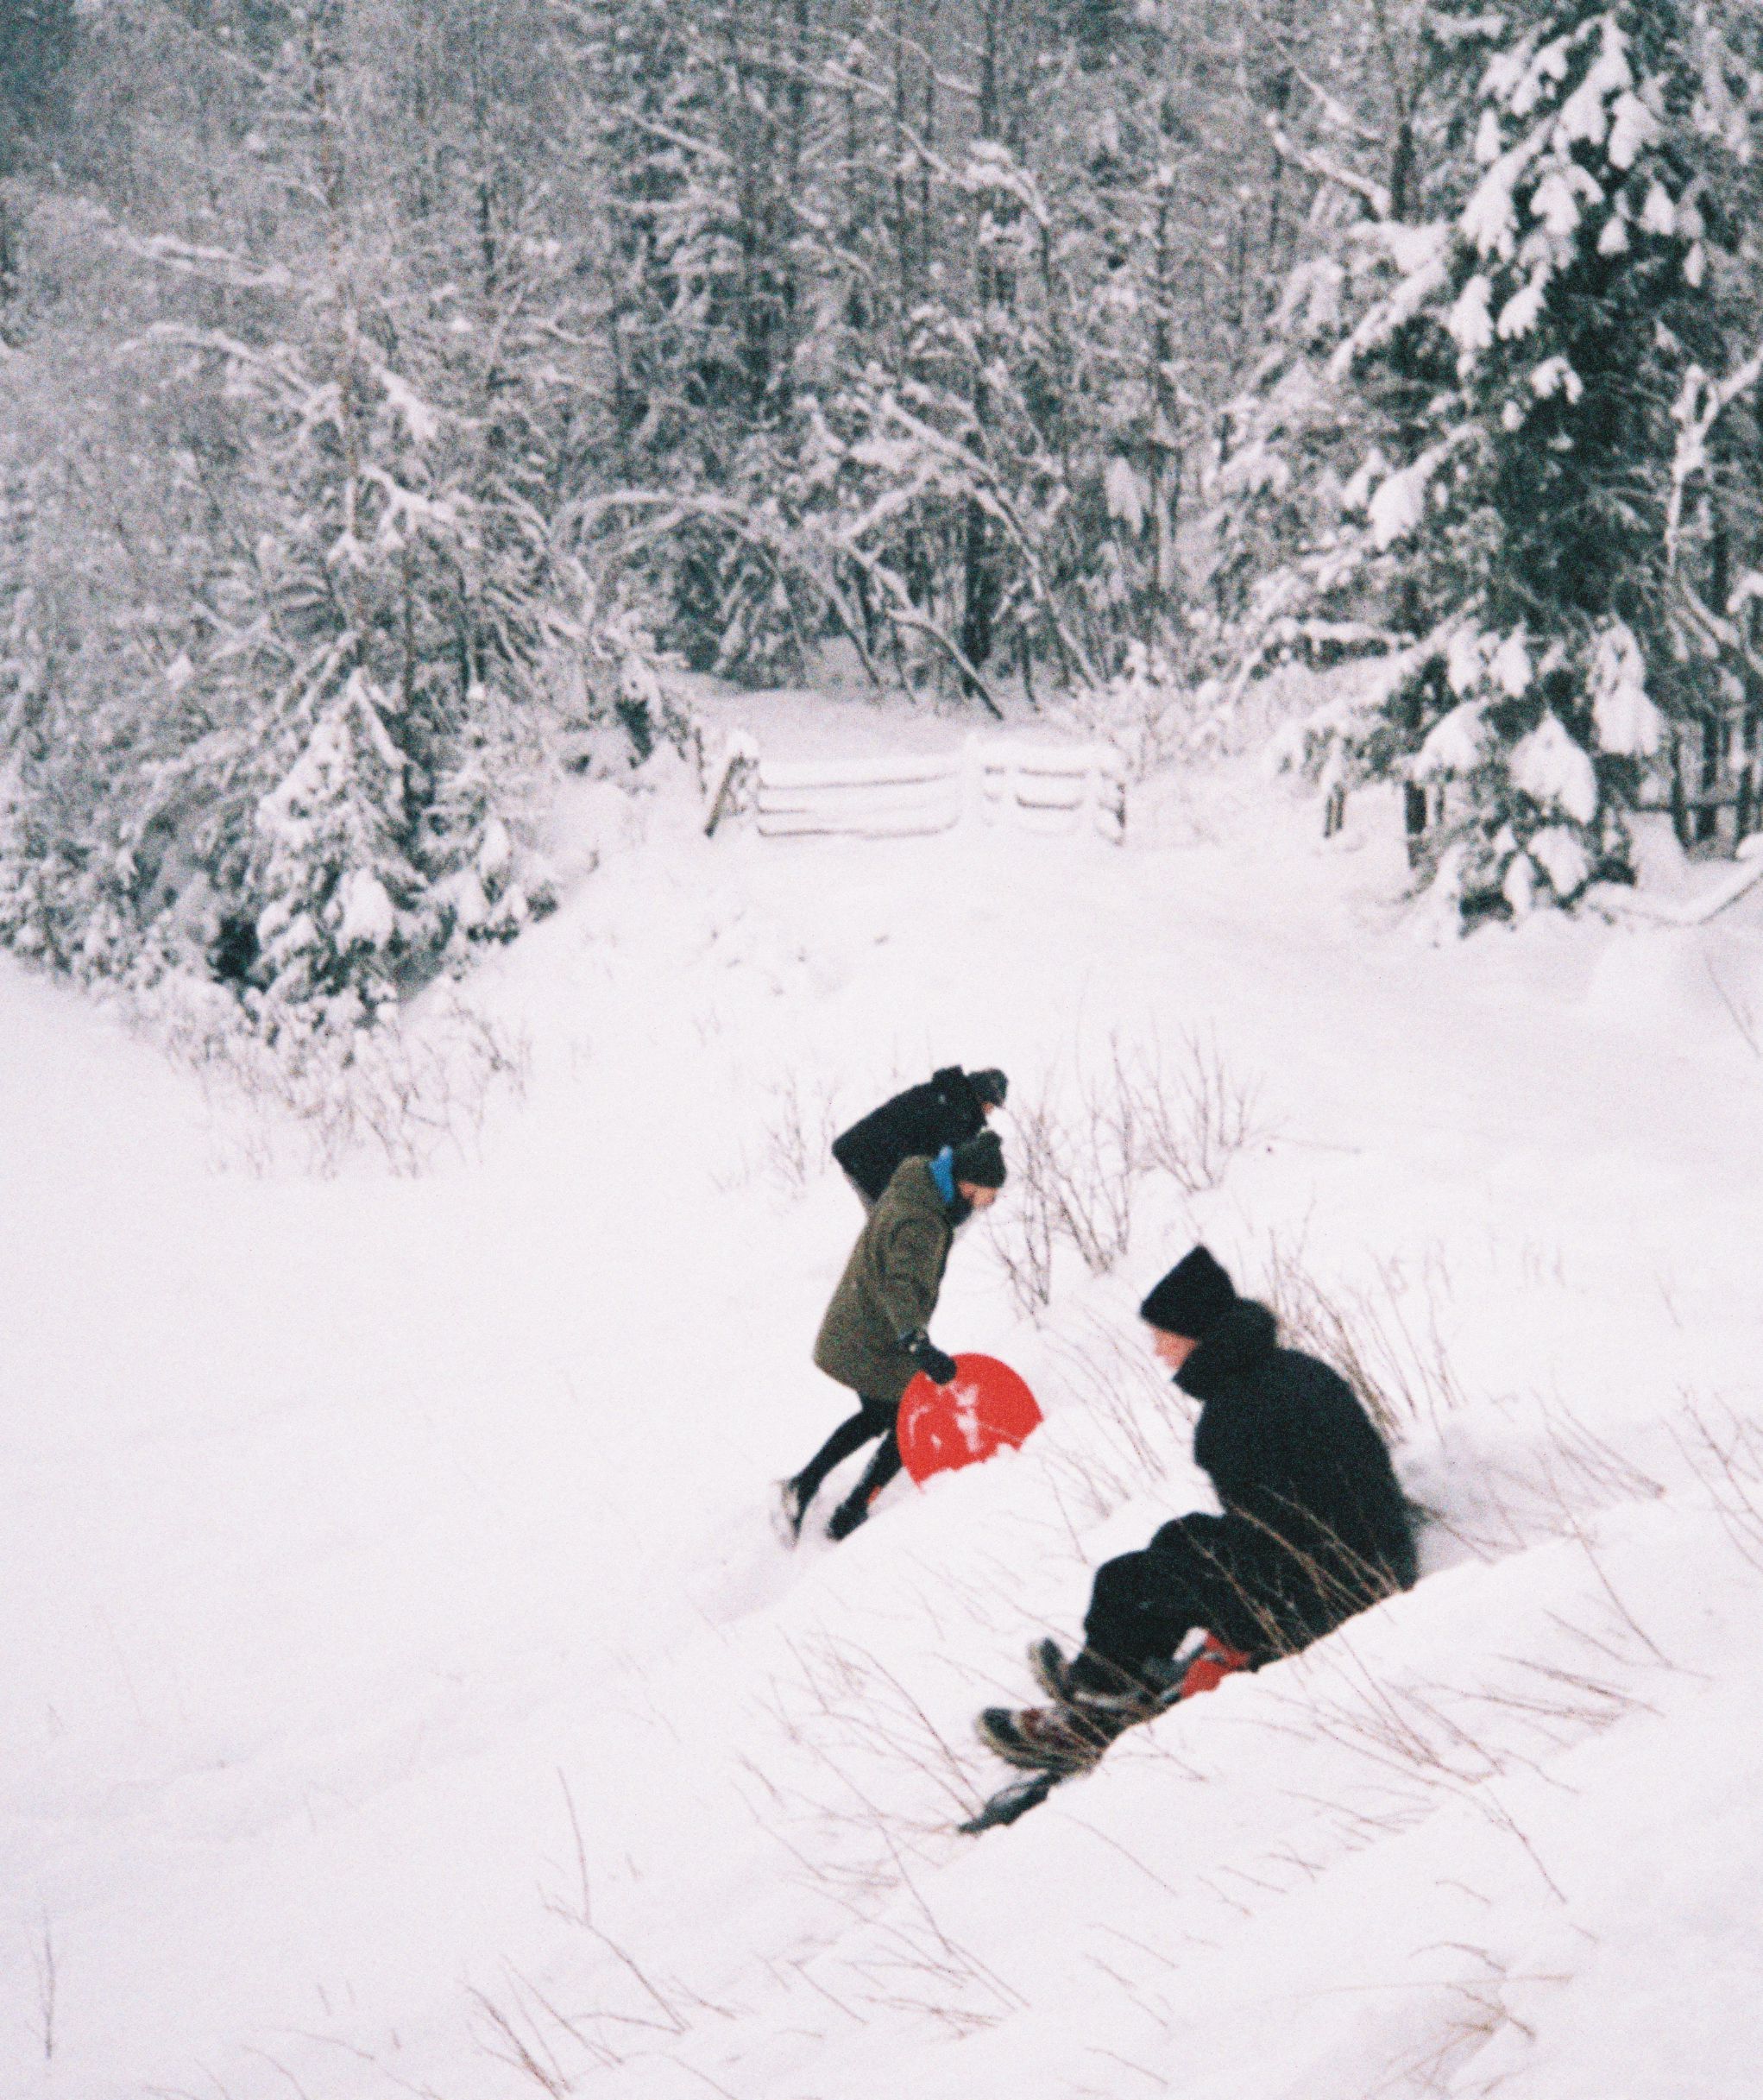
[[1609, 89, 1663, 172], [1527, 820, 1593, 899], [1590, 621, 1665, 757], [1414, 702, 1487, 781], [1512, 713, 1599, 825], [1555, 20, 1635, 145]]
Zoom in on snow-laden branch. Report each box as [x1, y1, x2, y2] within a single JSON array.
[[564, 489, 914, 707], [849, 394, 1102, 691], [123, 232, 296, 295], [1666, 337, 1763, 572], [1264, 118, 1391, 222], [1291, 66, 1388, 148]]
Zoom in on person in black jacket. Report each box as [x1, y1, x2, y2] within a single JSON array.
[[832, 1066, 1007, 1208], [979, 1246, 1416, 1774]]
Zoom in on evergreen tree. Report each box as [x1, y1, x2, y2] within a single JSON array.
[[5, 0, 1763, 1014], [0, 0, 76, 318], [1332, 0, 1757, 916], [251, 671, 427, 1018]]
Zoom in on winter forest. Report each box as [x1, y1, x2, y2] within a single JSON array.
[[9, 8, 1763, 2100], [4, 0, 1763, 1025]]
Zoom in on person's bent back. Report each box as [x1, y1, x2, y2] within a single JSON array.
[[832, 1066, 1006, 1205], [1181, 1289, 1416, 1640]]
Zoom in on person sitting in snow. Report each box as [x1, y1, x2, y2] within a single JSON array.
[[832, 1066, 1008, 1210], [979, 1245, 1417, 1774], [780, 1129, 1008, 1544]]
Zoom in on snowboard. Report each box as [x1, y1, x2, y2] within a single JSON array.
[[959, 1637, 1253, 1834], [897, 1353, 1042, 1486]]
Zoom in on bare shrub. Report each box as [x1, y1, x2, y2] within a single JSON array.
[[1672, 1396, 1763, 1571], [1368, 1944, 1545, 2099], [1115, 1028, 1269, 1195], [1038, 1312, 1196, 1523], [1273, 1633, 1634, 1905], [31, 1916, 55, 2063], [852, 1864, 1029, 2036], [1262, 1236, 1467, 1441], [734, 1625, 1036, 2037], [463, 1775, 730, 2089], [1017, 1089, 1136, 1277], [990, 1032, 1269, 1314], [759, 1071, 841, 1194], [134, 974, 532, 1176], [753, 1626, 983, 1842], [1423, 1388, 1677, 1572], [989, 1066, 1143, 1301], [987, 1129, 1058, 1316], [468, 1979, 577, 2094]]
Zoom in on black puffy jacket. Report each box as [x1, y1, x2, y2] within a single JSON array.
[[1180, 1300, 1417, 1621], [831, 1067, 990, 1203]]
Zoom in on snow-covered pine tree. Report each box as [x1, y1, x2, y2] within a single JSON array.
[[419, 702, 548, 955], [0, 0, 622, 1013], [131, 0, 582, 1006], [0, 0, 76, 322], [560, 0, 825, 684], [1334, 0, 1757, 918], [1195, 5, 1502, 718], [0, 463, 37, 747], [251, 670, 427, 1021]]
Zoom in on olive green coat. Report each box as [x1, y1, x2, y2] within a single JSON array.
[[814, 1157, 954, 1404]]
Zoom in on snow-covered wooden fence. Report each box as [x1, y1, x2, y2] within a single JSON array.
[[703, 734, 1126, 844]]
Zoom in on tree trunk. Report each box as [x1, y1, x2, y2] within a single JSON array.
[[1741, 703, 1763, 843], [1698, 714, 1722, 845], [0, 192, 17, 333], [1403, 782, 1428, 863], [959, 0, 1010, 691], [1669, 726, 1691, 849]]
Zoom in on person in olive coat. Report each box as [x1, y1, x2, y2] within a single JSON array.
[[832, 1066, 1007, 1208], [980, 1245, 1416, 1772], [780, 1129, 1007, 1543]]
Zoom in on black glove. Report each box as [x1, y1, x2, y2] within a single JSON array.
[[902, 1330, 959, 1386]]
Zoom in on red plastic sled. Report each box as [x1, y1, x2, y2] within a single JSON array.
[[1179, 1636, 1254, 1699], [897, 1354, 1043, 1485]]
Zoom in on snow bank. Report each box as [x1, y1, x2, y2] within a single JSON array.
[[3, 741, 1760, 2100]]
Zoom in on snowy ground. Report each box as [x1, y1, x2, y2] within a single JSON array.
[[4, 717, 1763, 2099]]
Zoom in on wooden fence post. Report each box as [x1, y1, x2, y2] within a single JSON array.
[[703, 733, 759, 837]]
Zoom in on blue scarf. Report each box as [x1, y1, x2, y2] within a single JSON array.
[[930, 1146, 957, 1208]]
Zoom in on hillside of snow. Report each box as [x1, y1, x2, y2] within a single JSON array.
[[5, 728, 1763, 2100]]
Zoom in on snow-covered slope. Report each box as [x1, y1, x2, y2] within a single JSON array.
[[4, 747, 1761, 2099]]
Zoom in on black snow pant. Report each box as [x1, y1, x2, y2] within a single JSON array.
[[1082, 1514, 1319, 1687], [793, 1391, 903, 1515]]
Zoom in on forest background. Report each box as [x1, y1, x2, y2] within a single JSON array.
[[4, 0, 1763, 1025]]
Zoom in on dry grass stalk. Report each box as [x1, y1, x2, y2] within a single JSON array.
[[134, 976, 532, 1176]]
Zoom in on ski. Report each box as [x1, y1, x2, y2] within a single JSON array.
[[957, 1769, 1064, 1832]]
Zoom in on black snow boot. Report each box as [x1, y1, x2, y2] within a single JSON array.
[[977, 1703, 1124, 1775], [774, 1477, 811, 1546], [1028, 1638, 1173, 1716], [825, 1495, 869, 1542]]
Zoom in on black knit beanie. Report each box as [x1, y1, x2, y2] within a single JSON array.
[[1139, 1246, 1236, 1340], [971, 1069, 1009, 1107], [950, 1129, 1007, 1188]]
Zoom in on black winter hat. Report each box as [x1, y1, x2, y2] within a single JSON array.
[[971, 1069, 1009, 1107], [1139, 1245, 1236, 1340], [951, 1129, 1007, 1188]]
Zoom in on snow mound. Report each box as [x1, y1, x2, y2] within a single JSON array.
[[4, 743, 1761, 2100]]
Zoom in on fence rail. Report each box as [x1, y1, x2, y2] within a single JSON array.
[[704, 734, 1126, 845]]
